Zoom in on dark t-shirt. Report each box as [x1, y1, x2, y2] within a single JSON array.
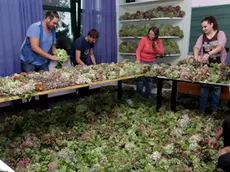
[[70, 36, 94, 65], [202, 30, 221, 64]]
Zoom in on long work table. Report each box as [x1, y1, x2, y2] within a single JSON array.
[[156, 76, 230, 112], [1, 74, 229, 112], [0, 74, 144, 103]]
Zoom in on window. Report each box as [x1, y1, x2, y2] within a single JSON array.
[[43, 0, 81, 54], [76, 1, 82, 35], [43, 0, 70, 8], [55, 12, 72, 54]]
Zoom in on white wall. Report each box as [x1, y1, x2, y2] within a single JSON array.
[[116, 0, 192, 64], [192, 0, 230, 7]]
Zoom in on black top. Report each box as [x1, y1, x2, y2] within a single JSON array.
[[70, 36, 94, 65]]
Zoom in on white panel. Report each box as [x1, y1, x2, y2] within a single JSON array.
[[0, 160, 15, 172]]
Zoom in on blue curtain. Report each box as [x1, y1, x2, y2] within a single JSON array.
[[82, 0, 117, 64], [0, 0, 43, 76]]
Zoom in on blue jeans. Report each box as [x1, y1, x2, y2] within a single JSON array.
[[136, 61, 155, 97], [136, 76, 153, 97], [21, 60, 49, 72], [199, 84, 221, 111]]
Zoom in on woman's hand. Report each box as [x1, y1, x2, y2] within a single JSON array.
[[154, 41, 157, 48], [202, 53, 209, 62], [194, 55, 202, 62], [135, 60, 140, 64], [219, 62, 226, 69], [208, 137, 218, 149]]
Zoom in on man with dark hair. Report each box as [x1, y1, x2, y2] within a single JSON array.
[[20, 10, 59, 72], [70, 29, 99, 98], [70, 29, 99, 66], [18, 10, 59, 109]]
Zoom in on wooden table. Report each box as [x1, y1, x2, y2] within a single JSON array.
[[156, 76, 230, 112], [0, 74, 144, 103]]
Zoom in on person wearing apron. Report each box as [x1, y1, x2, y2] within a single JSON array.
[[193, 16, 227, 114], [15, 11, 59, 109]]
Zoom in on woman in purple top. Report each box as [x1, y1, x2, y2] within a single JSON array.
[[193, 16, 227, 114]]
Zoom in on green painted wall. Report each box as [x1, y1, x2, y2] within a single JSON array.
[[189, 4, 230, 52]]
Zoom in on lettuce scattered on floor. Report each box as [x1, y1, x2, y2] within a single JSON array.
[[0, 87, 227, 171]]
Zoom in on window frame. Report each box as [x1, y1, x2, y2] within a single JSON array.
[[43, 0, 82, 40]]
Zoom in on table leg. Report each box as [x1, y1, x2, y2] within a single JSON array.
[[156, 78, 163, 112], [118, 80, 122, 100], [171, 80, 178, 112]]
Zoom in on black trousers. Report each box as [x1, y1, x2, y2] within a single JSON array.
[[217, 118, 230, 171]]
